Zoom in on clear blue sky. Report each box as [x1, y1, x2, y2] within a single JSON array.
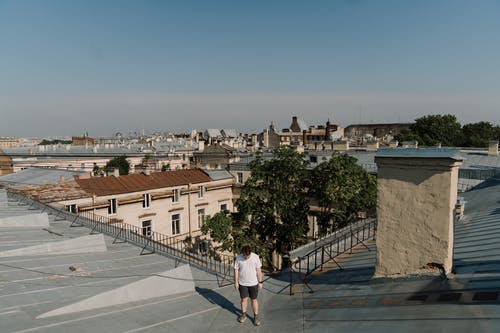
[[1, 0, 500, 137]]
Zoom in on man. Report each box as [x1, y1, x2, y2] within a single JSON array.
[[234, 245, 263, 326]]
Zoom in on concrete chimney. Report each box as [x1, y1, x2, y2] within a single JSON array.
[[251, 134, 258, 147], [402, 140, 418, 149], [389, 140, 399, 148], [333, 140, 349, 151], [366, 140, 379, 152], [488, 140, 499, 156], [263, 130, 269, 147], [374, 149, 463, 277], [198, 140, 205, 152]]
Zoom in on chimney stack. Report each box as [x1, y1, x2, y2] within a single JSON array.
[[489, 140, 499, 156], [374, 149, 463, 277]]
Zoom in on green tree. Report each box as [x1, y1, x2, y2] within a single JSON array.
[[309, 152, 376, 236], [201, 211, 249, 254], [237, 147, 310, 265], [92, 164, 103, 176], [462, 121, 500, 147], [105, 155, 130, 175], [38, 139, 72, 145], [202, 147, 310, 267], [397, 114, 463, 146]]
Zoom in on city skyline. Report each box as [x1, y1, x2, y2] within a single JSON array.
[[2, 0, 500, 137]]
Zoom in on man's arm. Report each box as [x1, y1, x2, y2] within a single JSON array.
[[234, 269, 239, 289], [256, 267, 263, 289]]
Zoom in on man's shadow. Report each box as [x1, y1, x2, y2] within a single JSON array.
[[195, 287, 240, 316]]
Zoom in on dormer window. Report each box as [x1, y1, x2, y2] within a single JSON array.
[[198, 185, 205, 198], [108, 198, 117, 215], [172, 189, 180, 203], [142, 193, 151, 208], [66, 204, 78, 214]]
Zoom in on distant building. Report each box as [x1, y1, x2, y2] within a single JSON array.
[[0, 140, 192, 174], [0, 137, 19, 148], [344, 123, 411, 140], [202, 128, 245, 149], [273, 116, 344, 148], [203, 129, 222, 145], [279, 116, 308, 146], [72, 136, 95, 146], [257, 122, 281, 149], [193, 143, 241, 169], [0, 149, 13, 175]]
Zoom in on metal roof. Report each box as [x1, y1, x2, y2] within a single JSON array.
[[221, 129, 238, 138], [204, 129, 221, 138], [0, 167, 89, 186], [0, 189, 223, 333], [376, 148, 463, 159], [3, 169, 500, 332], [201, 169, 234, 181]]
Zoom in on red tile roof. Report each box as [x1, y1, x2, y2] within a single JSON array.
[[76, 169, 211, 196]]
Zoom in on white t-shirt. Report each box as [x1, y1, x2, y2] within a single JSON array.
[[234, 253, 262, 286]]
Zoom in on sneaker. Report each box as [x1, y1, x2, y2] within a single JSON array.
[[253, 314, 261, 326], [238, 313, 246, 323]]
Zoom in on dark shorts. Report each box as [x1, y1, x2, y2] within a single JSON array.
[[238, 284, 259, 300]]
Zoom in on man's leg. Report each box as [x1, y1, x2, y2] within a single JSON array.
[[238, 296, 248, 323], [249, 285, 261, 326], [241, 297, 248, 314], [251, 298, 259, 315], [238, 285, 251, 323]]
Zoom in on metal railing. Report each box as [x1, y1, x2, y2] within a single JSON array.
[[287, 218, 377, 295], [6, 190, 235, 287], [458, 167, 500, 192]]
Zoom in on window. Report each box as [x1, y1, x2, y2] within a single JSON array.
[[66, 204, 77, 214], [142, 193, 151, 208], [237, 172, 243, 184], [198, 185, 205, 198], [172, 189, 180, 203], [220, 204, 228, 212], [142, 220, 152, 238], [108, 198, 117, 215], [171, 214, 181, 235], [197, 208, 206, 228]]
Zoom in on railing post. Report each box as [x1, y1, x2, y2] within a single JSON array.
[[320, 247, 325, 272], [350, 230, 353, 254]]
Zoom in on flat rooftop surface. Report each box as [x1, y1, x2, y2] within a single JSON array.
[[2, 176, 500, 332]]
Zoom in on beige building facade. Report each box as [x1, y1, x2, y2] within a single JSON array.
[[53, 169, 235, 241]]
